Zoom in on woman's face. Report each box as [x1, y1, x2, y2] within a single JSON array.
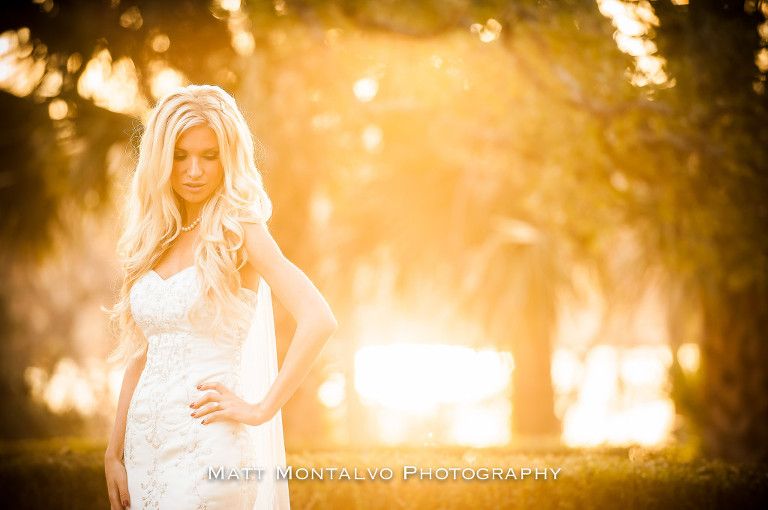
[[171, 124, 224, 208]]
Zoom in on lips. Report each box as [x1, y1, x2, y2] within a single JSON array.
[[184, 183, 206, 191]]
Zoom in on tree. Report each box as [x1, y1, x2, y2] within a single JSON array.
[[2, 0, 767, 461], [647, 0, 768, 462]]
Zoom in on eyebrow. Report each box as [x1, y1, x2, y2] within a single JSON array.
[[173, 146, 220, 152]]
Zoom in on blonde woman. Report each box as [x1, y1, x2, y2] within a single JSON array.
[[104, 84, 336, 510]]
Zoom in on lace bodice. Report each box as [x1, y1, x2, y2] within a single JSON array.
[[124, 266, 262, 510], [131, 265, 256, 336]]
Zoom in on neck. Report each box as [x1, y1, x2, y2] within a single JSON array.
[[182, 203, 202, 224]]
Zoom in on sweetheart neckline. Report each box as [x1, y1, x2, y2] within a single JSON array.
[[148, 266, 259, 297], [150, 265, 196, 282]]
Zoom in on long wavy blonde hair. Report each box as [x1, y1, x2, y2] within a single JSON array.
[[106, 84, 272, 365]]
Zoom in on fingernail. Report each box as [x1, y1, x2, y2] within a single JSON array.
[[189, 402, 194, 408], [196, 384, 202, 389], [123, 500, 129, 507], [191, 412, 196, 416]]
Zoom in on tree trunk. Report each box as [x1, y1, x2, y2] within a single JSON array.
[[698, 284, 768, 463], [498, 242, 562, 444]]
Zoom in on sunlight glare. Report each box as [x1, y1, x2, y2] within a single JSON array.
[[597, 0, 625, 18], [451, 400, 511, 447], [232, 31, 256, 56], [318, 372, 345, 408], [0, 31, 12, 54], [151, 34, 171, 53], [119, 6, 143, 30], [373, 409, 416, 445], [620, 345, 671, 388], [759, 21, 768, 44], [470, 19, 502, 43], [37, 69, 62, 97], [312, 111, 340, 130], [324, 28, 342, 47], [25, 358, 97, 415], [597, 0, 670, 87], [77, 48, 145, 115], [0, 29, 46, 97], [48, 98, 68, 120], [310, 191, 333, 226], [353, 77, 379, 102], [67, 52, 82, 73], [756, 48, 768, 72], [676, 343, 700, 374], [354, 344, 512, 411], [219, 0, 241, 12], [551, 348, 584, 393], [219, 2, 255, 56], [561, 345, 675, 447], [614, 33, 657, 57], [148, 60, 186, 99], [614, 15, 647, 37], [362, 124, 383, 152]]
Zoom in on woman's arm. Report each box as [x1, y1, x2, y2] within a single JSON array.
[[105, 348, 147, 510], [194, 221, 337, 426], [244, 222, 338, 418]]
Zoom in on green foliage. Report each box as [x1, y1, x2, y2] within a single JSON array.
[[1, 439, 766, 510], [2, 0, 768, 461], [0, 378, 85, 440]]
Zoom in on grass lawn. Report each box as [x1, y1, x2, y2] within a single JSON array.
[[1, 438, 766, 509]]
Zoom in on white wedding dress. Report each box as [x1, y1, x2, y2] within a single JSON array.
[[124, 266, 290, 510]]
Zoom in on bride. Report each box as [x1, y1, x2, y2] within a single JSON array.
[[104, 84, 337, 510]]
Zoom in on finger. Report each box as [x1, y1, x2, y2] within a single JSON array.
[[117, 474, 131, 508], [119, 491, 131, 508], [108, 479, 130, 510], [107, 481, 121, 509], [202, 407, 229, 425], [190, 391, 221, 409], [197, 381, 228, 395], [192, 401, 221, 418]]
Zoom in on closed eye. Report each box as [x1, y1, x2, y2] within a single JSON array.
[[172, 152, 218, 161]]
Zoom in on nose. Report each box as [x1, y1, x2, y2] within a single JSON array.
[[188, 156, 203, 178]]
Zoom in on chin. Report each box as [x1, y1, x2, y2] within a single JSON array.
[[175, 189, 212, 203]]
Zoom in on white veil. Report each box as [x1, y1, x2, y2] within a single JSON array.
[[241, 276, 291, 510]]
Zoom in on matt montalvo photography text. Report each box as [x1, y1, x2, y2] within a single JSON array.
[[208, 465, 563, 481]]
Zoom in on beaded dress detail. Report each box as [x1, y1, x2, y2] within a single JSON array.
[[124, 266, 289, 510]]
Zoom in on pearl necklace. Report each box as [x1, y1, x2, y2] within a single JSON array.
[[181, 216, 201, 232]]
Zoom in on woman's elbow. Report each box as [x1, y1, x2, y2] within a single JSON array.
[[299, 307, 337, 338], [320, 314, 338, 338], [313, 300, 337, 337]]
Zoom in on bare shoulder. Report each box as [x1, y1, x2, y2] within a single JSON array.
[[240, 221, 285, 274], [239, 220, 333, 326]]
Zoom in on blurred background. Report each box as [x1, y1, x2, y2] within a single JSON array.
[[0, 0, 766, 464]]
